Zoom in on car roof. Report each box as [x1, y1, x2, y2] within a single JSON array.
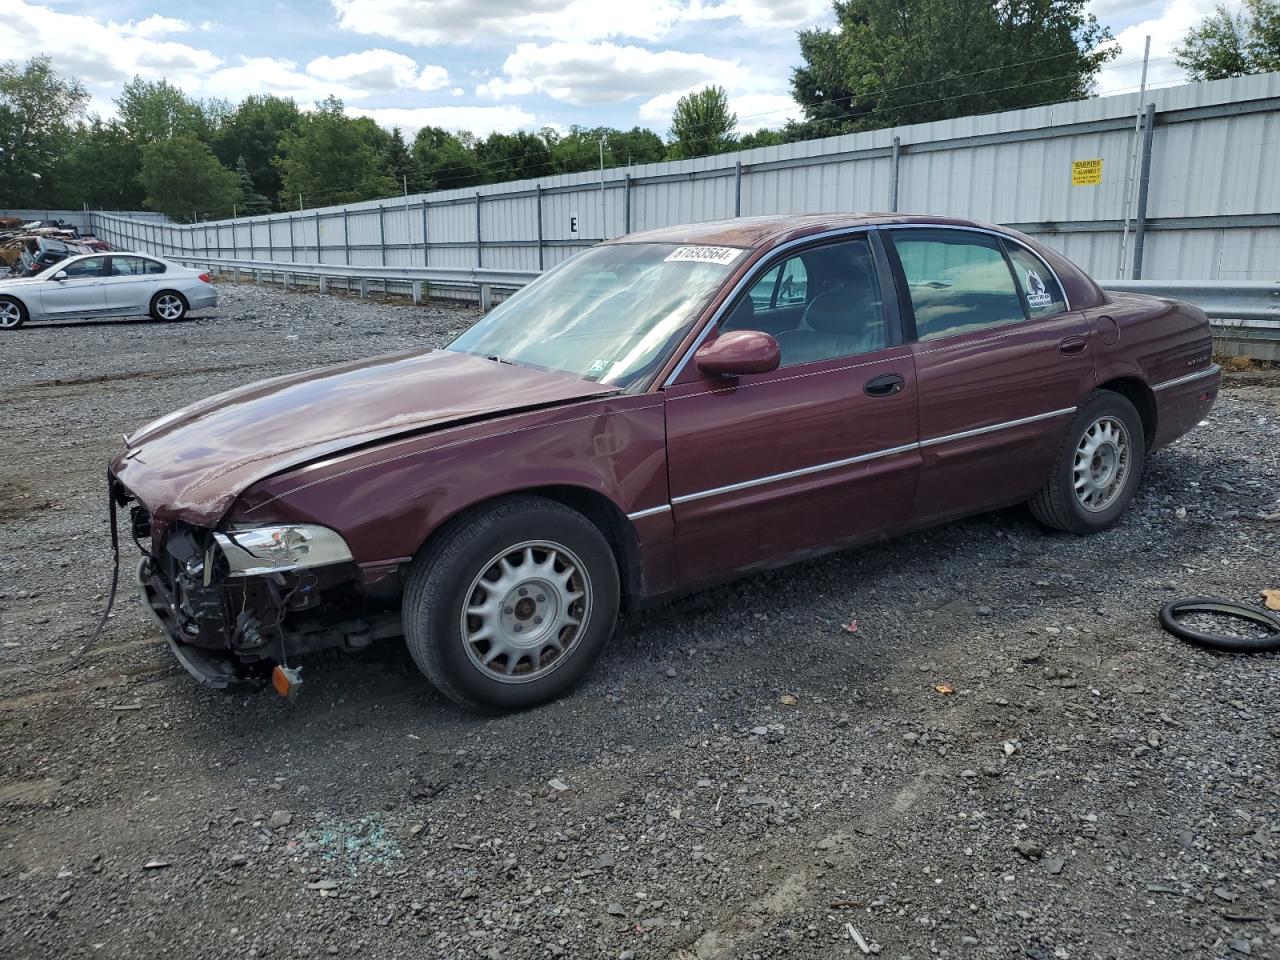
[[611, 213, 1022, 251]]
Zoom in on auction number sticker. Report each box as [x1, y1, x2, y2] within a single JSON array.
[[664, 245, 744, 266]]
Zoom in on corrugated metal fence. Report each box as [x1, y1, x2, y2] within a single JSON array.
[[39, 72, 1280, 286]]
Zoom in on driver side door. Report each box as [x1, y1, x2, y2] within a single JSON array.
[[39, 256, 108, 317], [663, 231, 921, 587]]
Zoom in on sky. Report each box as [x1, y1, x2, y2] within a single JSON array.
[[0, 0, 1243, 139]]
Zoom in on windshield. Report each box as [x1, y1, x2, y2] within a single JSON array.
[[448, 242, 743, 388]]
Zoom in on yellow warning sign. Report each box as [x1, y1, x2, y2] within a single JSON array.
[[1071, 158, 1103, 186]]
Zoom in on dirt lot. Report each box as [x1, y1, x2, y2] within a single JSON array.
[[1, 282, 1278, 960]]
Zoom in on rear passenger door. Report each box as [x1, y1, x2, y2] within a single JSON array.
[[103, 256, 165, 312], [884, 227, 1094, 525]]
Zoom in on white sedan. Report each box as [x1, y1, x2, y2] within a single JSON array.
[[0, 252, 218, 330]]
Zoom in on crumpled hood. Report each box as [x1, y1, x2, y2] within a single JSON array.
[[111, 347, 617, 526]]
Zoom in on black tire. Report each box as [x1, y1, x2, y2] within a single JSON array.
[[402, 496, 620, 711], [149, 290, 188, 322], [0, 295, 27, 330], [1158, 597, 1280, 654], [1029, 389, 1146, 534]]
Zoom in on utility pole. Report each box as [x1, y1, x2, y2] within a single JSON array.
[[298, 193, 304, 212], [599, 135, 607, 240], [1118, 34, 1151, 278]]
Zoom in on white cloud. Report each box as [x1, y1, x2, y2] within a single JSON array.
[[683, 0, 829, 30], [0, 0, 220, 88], [204, 56, 365, 104], [451, 87, 465, 97], [119, 15, 192, 39], [330, 0, 827, 45], [347, 104, 546, 137], [1091, 0, 1226, 96], [477, 41, 744, 106], [306, 49, 449, 92], [729, 93, 799, 132]]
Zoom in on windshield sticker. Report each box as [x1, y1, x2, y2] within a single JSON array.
[[1025, 268, 1052, 308], [664, 245, 744, 266]]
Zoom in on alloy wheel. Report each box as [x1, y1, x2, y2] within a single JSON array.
[[155, 294, 184, 320], [0, 301, 21, 328], [460, 540, 591, 684], [1073, 416, 1130, 512]]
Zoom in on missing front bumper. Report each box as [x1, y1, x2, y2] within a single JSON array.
[[136, 557, 260, 691]]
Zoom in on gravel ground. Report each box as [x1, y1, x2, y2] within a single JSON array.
[[1, 281, 1278, 960]]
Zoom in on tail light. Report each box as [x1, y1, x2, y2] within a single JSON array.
[[198, 273, 211, 283]]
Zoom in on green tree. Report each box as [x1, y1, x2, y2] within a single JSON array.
[[738, 129, 787, 150], [411, 126, 485, 189], [0, 56, 88, 207], [667, 86, 738, 159], [1176, 0, 1280, 80], [790, 0, 1115, 136], [548, 125, 667, 173], [56, 118, 146, 209], [235, 155, 271, 215], [380, 126, 424, 192], [474, 130, 554, 182], [274, 96, 396, 205], [610, 126, 667, 165], [139, 136, 240, 220], [117, 77, 216, 145], [213, 94, 301, 207]]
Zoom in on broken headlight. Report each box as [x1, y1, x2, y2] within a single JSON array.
[[213, 524, 354, 578]]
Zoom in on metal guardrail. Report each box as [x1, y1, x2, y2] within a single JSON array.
[[175, 255, 538, 309], [1102, 280, 1279, 360], [1101, 279, 1279, 322]]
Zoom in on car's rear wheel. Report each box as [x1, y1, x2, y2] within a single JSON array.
[[1029, 390, 1146, 534], [149, 291, 188, 322], [403, 496, 620, 711], [0, 296, 27, 330]]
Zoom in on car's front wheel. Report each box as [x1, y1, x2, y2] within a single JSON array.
[[149, 291, 188, 322], [1029, 389, 1146, 534], [403, 496, 620, 711], [0, 296, 27, 330]]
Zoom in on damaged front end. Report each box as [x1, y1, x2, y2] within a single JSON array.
[[119, 482, 402, 694]]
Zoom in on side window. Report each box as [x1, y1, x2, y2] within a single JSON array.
[[1004, 244, 1066, 318], [747, 264, 780, 308], [144, 260, 167, 274], [892, 230, 1025, 342], [770, 235, 886, 367], [110, 257, 145, 276], [776, 257, 806, 305], [61, 257, 106, 278]]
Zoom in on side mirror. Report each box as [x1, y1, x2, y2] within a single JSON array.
[[51, 270, 67, 281], [694, 329, 781, 377]]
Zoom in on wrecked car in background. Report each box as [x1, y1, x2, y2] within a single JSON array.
[[110, 214, 1221, 711]]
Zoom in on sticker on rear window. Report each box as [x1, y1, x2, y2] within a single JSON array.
[[664, 245, 743, 266], [1024, 268, 1052, 308]]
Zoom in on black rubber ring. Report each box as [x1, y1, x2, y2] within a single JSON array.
[[1158, 597, 1280, 654]]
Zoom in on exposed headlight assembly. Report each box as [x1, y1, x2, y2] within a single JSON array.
[[213, 524, 354, 578]]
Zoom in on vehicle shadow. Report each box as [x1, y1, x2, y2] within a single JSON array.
[[16, 312, 220, 330]]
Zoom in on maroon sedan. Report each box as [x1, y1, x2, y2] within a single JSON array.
[[110, 214, 1220, 709]]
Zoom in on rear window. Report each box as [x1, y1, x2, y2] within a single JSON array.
[[145, 260, 166, 274]]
